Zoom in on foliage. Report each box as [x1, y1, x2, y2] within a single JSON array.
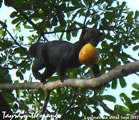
[[0, 0, 139, 119]]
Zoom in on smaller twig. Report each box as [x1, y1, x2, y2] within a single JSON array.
[[0, 21, 27, 53], [37, 91, 51, 120], [4, 1, 48, 42], [40, 91, 51, 115], [122, 52, 137, 61], [5, 0, 37, 29], [97, 100, 114, 114], [37, 19, 48, 42], [60, 94, 76, 119], [83, 0, 92, 25], [8, 92, 29, 113], [44, 27, 84, 34], [0, 56, 29, 70]]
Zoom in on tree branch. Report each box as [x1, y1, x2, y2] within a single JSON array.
[[0, 61, 139, 91]]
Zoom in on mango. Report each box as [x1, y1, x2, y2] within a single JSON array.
[[79, 43, 99, 65]]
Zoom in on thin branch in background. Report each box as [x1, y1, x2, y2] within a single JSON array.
[[42, 0, 92, 37], [3, 0, 88, 41], [15, 9, 48, 42], [7, 92, 29, 114], [44, 27, 84, 34], [0, 21, 30, 70], [0, 21, 27, 52], [122, 52, 137, 61], [37, 19, 48, 43], [40, 91, 51, 115], [0, 21, 7, 40], [60, 94, 76, 119], [83, 0, 92, 25], [0, 56, 29, 70], [5, 0, 48, 42], [9, 3, 38, 30], [97, 100, 114, 115]]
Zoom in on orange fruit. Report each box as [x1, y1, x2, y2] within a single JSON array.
[[79, 43, 99, 65]]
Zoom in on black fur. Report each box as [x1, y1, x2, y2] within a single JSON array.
[[29, 28, 102, 82]]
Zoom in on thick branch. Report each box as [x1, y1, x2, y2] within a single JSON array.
[[0, 61, 139, 90]]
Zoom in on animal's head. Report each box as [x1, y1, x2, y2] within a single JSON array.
[[28, 43, 40, 58], [80, 28, 102, 47]]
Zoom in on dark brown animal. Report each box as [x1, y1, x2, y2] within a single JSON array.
[[29, 28, 102, 82]]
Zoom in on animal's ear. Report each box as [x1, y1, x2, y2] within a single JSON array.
[[79, 27, 90, 40], [81, 27, 90, 35], [29, 43, 39, 57]]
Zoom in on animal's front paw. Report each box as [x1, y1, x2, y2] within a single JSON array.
[[60, 75, 68, 82], [95, 72, 102, 77], [40, 78, 46, 84]]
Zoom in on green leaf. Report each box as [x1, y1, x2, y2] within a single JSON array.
[[83, 0, 88, 6], [0, 41, 13, 50], [0, 29, 5, 37], [9, 61, 17, 67], [119, 78, 127, 88], [120, 93, 132, 108], [133, 45, 139, 51], [134, 11, 139, 22], [66, 32, 71, 40], [114, 105, 129, 114], [24, 25, 33, 29], [119, 2, 126, 15], [13, 0, 24, 8], [34, 100, 40, 108], [56, 6, 66, 27], [65, 7, 78, 13], [132, 83, 139, 100], [132, 83, 139, 90], [71, 8, 81, 21], [126, 12, 133, 24], [130, 103, 139, 112], [60, 3, 66, 10], [10, 12, 18, 18], [135, 39, 139, 42], [12, 18, 20, 24], [71, 1, 84, 8], [104, 12, 113, 19], [14, 47, 26, 56], [102, 95, 116, 103], [16, 70, 24, 80], [132, 91, 139, 100], [111, 79, 117, 89], [52, 15, 58, 26], [106, 0, 113, 6]]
